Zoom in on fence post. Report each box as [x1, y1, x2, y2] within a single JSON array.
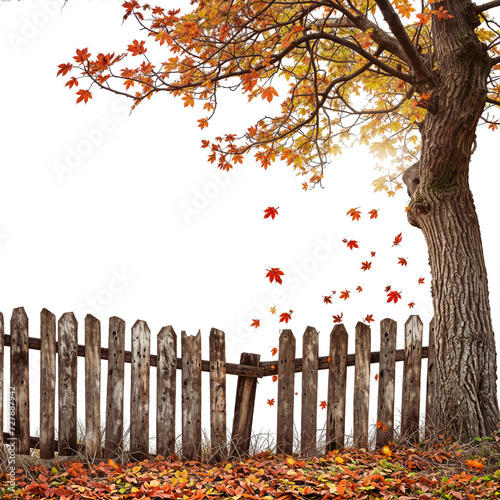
[[230, 352, 260, 458], [301, 326, 318, 455], [157, 325, 177, 458], [11, 307, 30, 455], [209, 328, 227, 463], [40, 308, 56, 459], [277, 329, 295, 455], [326, 324, 348, 451], [130, 320, 151, 461], [425, 317, 436, 440], [353, 322, 370, 449], [85, 314, 101, 460], [376, 318, 397, 448], [0, 312, 4, 462], [58, 312, 78, 456], [401, 315, 423, 444], [182, 330, 202, 461], [104, 316, 126, 460]]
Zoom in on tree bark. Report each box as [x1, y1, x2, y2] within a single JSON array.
[[403, 0, 500, 440]]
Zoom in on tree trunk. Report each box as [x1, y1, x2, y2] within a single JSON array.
[[403, 0, 500, 441]]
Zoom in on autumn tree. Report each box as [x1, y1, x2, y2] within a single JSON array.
[[60, 0, 500, 441]]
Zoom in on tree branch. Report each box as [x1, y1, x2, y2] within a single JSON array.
[[475, 0, 500, 14], [486, 97, 500, 105], [373, 0, 434, 84]]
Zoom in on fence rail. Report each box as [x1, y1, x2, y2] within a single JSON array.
[[0, 308, 436, 463]]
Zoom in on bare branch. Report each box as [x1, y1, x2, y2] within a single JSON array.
[[475, 0, 500, 14], [373, 0, 434, 84], [486, 97, 500, 105], [305, 18, 356, 30]]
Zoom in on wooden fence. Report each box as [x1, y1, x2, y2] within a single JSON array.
[[0, 307, 436, 462]]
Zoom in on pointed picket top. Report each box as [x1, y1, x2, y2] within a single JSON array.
[[331, 322, 348, 339], [132, 319, 151, 339], [11, 306, 28, 327], [158, 325, 176, 342], [41, 308, 56, 323]]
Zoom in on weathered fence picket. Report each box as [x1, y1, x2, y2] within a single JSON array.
[[58, 312, 78, 456], [401, 315, 423, 442], [1, 308, 437, 462], [0, 312, 4, 461], [277, 329, 295, 455], [353, 322, 371, 449], [181, 330, 202, 461], [425, 317, 436, 439], [156, 325, 176, 458], [40, 308, 56, 460], [326, 324, 348, 451], [376, 318, 397, 448], [130, 320, 150, 461], [104, 316, 126, 460]]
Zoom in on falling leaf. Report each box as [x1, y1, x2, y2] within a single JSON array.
[[346, 207, 361, 221], [270, 306, 277, 314], [376, 420, 387, 432], [387, 290, 402, 304], [340, 290, 350, 300], [385, 285, 392, 292], [361, 261, 372, 271], [271, 365, 275, 370], [266, 267, 284, 284], [374, 373, 379, 381], [342, 238, 359, 250], [267, 398, 275, 406], [271, 347, 278, 356], [279, 310, 293, 323], [364, 314, 374, 323], [263, 206, 279, 219], [251, 319, 260, 328], [370, 251, 376, 257], [327, 356, 331, 362], [332, 313, 343, 323], [405, 206, 410, 212], [408, 301, 415, 308], [323, 295, 333, 304], [356, 286, 363, 293], [398, 257, 408, 266], [272, 375, 278, 382], [418, 277, 425, 285], [392, 232, 403, 247], [368, 209, 378, 219], [319, 401, 327, 410]]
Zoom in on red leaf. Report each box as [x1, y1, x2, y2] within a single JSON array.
[[374, 373, 379, 381], [342, 239, 359, 250], [361, 261, 372, 271], [319, 401, 327, 410], [57, 63, 73, 77], [356, 285, 363, 293], [392, 232, 403, 247], [272, 375, 278, 382], [267, 398, 275, 406], [370, 251, 376, 257], [368, 209, 378, 219], [332, 313, 343, 323], [364, 314, 374, 323], [323, 295, 333, 304], [251, 319, 260, 328], [271, 347, 278, 356], [266, 267, 284, 284], [128, 39, 147, 56], [408, 301, 415, 309], [387, 290, 402, 304], [418, 277, 425, 284], [73, 48, 90, 63], [339, 290, 350, 300], [398, 257, 408, 266], [263, 206, 279, 219], [385, 285, 392, 292], [279, 310, 293, 323]]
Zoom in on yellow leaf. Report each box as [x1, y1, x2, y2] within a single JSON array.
[[132, 465, 142, 473], [287, 457, 295, 467]]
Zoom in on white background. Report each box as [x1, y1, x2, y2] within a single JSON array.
[[1, 0, 499, 454]]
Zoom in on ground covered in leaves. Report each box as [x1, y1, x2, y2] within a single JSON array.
[[1, 443, 500, 499]]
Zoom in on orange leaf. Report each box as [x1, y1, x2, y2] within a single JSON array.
[[356, 285, 363, 293], [398, 257, 408, 266], [76, 89, 92, 104], [251, 319, 260, 328], [272, 375, 278, 382], [418, 277, 425, 285], [374, 373, 379, 381], [261, 86, 279, 102], [279, 310, 293, 323], [339, 290, 350, 300], [323, 295, 332, 304], [332, 313, 343, 323], [267, 398, 275, 406], [57, 63, 73, 77], [197, 118, 209, 129], [127, 39, 147, 56], [346, 207, 361, 221], [408, 301, 415, 309], [327, 356, 331, 362], [271, 347, 278, 356], [342, 239, 358, 250], [319, 400, 327, 410], [368, 208, 378, 219], [73, 48, 90, 63], [364, 314, 374, 323]]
